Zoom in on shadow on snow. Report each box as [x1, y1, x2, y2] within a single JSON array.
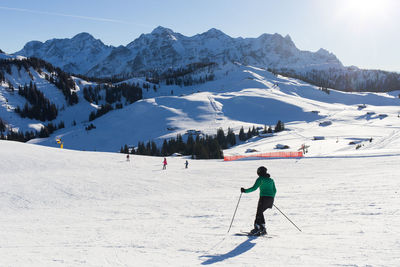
[[200, 236, 258, 265], [218, 96, 323, 125]]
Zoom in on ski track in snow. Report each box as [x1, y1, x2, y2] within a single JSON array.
[[1, 60, 400, 266], [2, 62, 400, 158], [0, 140, 399, 266]]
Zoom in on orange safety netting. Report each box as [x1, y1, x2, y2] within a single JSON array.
[[224, 151, 303, 161]]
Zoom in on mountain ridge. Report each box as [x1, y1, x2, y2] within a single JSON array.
[[15, 26, 343, 78]]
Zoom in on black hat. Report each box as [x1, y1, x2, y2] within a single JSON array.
[[257, 166, 268, 177]]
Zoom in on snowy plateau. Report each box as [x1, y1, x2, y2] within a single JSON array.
[[0, 27, 400, 266]]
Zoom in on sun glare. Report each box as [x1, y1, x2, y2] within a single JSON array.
[[335, 0, 393, 28], [347, 0, 382, 18]]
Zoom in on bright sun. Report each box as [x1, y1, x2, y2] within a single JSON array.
[[335, 0, 393, 29], [346, 0, 382, 18]]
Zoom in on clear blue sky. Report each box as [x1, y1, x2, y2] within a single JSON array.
[[1, 0, 399, 71]]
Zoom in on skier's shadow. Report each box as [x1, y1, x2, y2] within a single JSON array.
[[200, 236, 257, 265]]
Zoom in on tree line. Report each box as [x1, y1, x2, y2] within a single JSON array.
[[84, 82, 143, 121], [0, 119, 64, 142], [141, 62, 216, 87], [268, 67, 400, 92], [121, 132, 224, 160], [162, 62, 216, 87], [84, 83, 142, 105], [47, 71, 78, 105], [74, 73, 126, 84], [120, 120, 285, 159], [89, 103, 113, 121], [0, 57, 78, 105], [15, 82, 58, 121]]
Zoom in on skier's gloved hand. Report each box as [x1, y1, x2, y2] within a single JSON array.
[[241, 187, 246, 193]]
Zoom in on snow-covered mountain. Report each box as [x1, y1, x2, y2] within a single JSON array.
[[2, 49, 400, 266], [16, 32, 113, 75], [15, 26, 342, 78], [2, 56, 399, 265], [2, 53, 400, 156], [3, 28, 400, 267]]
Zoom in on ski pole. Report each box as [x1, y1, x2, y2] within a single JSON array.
[[227, 192, 243, 233], [273, 204, 302, 232]]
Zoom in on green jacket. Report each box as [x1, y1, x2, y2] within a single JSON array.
[[244, 176, 276, 197]]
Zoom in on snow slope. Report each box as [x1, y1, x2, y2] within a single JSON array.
[[28, 63, 400, 157], [0, 140, 399, 266], [2, 58, 400, 156], [0, 56, 100, 134]]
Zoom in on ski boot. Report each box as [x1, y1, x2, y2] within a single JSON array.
[[249, 224, 261, 236], [250, 224, 267, 236], [257, 224, 267, 236]]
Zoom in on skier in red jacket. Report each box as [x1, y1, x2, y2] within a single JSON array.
[[163, 158, 167, 170]]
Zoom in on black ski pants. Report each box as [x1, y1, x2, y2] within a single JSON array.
[[254, 196, 274, 227]]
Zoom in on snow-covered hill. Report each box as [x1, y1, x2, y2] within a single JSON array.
[[35, 64, 400, 156], [15, 26, 342, 77], [2, 45, 400, 266], [0, 139, 399, 266], [1, 56, 400, 156], [0, 54, 98, 135]]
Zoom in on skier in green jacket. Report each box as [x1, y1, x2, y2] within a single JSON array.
[[241, 166, 276, 236]]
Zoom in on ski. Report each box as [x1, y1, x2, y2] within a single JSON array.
[[234, 231, 264, 237], [234, 232, 252, 236], [234, 231, 272, 238], [234, 233, 257, 237]]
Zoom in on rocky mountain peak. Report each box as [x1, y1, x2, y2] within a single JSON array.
[[72, 32, 95, 41], [284, 34, 293, 43], [151, 26, 174, 35], [202, 28, 227, 38], [15, 27, 344, 77]]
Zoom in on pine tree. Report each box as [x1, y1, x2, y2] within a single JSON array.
[[38, 126, 49, 138], [185, 134, 194, 155], [58, 121, 65, 129], [216, 128, 227, 149], [262, 125, 267, 134], [0, 118, 6, 133], [176, 134, 185, 153], [226, 127, 236, 146], [246, 127, 252, 139], [209, 139, 223, 159], [151, 141, 159, 156], [145, 141, 151, 155], [239, 126, 246, 141], [251, 126, 257, 136], [274, 120, 284, 132], [161, 139, 168, 156], [137, 142, 146, 155]]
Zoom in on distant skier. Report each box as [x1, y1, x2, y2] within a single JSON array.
[[163, 157, 167, 170], [184, 160, 189, 169], [126, 154, 130, 162], [241, 166, 277, 236]]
